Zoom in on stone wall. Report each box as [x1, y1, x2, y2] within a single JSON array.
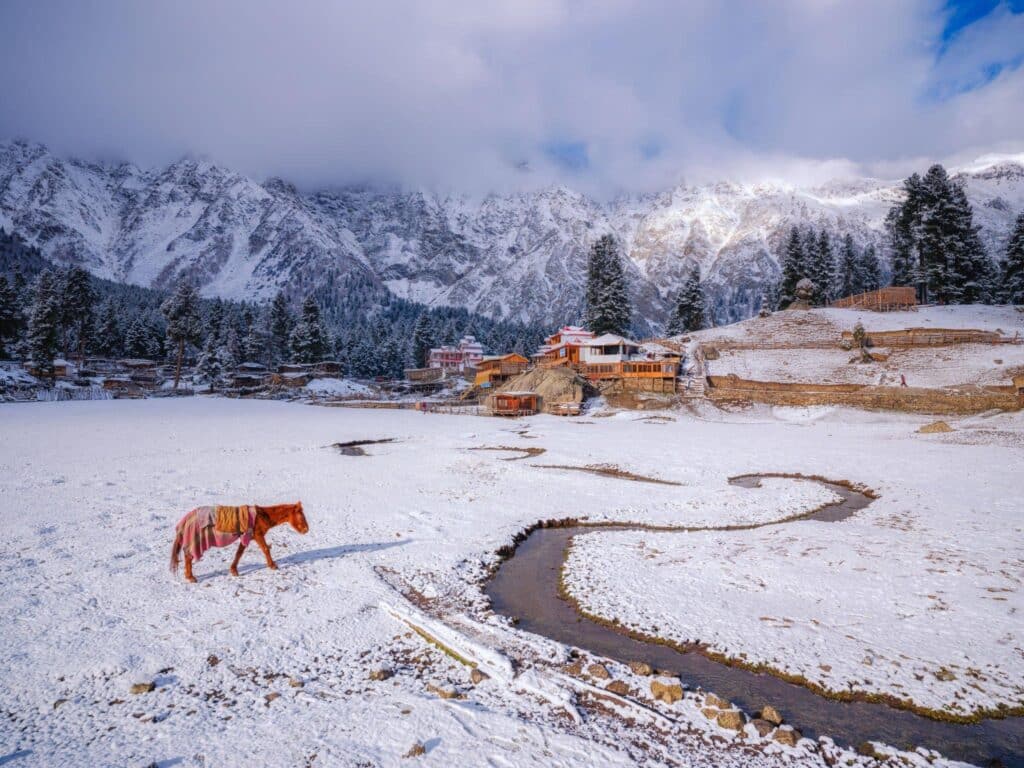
[[706, 375, 1022, 415]]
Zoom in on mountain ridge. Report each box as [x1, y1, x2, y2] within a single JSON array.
[[2, 138, 1022, 329]]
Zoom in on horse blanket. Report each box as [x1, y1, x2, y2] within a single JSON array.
[[176, 505, 257, 562]]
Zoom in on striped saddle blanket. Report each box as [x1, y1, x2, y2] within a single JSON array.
[[176, 505, 257, 562], [214, 505, 250, 534]]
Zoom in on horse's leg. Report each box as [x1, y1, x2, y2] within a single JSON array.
[[254, 532, 278, 571], [184, 555, 197, 583], [229, 542, 247, 577]]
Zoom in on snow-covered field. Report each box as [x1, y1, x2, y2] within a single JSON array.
[[711, 344, 1024, 387], [1, 398, 1022, 766]]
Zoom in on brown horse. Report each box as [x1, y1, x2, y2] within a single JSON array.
[[170, 502, 309, 583]]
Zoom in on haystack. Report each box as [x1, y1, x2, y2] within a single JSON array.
[[498, 367, 590, 412], [918, 420, 954, 434]]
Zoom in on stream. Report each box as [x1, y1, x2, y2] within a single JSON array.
[[486, 475, 1022, 767]]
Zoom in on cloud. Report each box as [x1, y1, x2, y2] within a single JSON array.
[[0, 0, 1022, 196]]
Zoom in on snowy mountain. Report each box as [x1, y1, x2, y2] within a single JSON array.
[[2, 139, 1023, 328]]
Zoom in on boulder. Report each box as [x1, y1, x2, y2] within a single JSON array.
[[704, 693, 730, 710], [264, 692, 281, 705], [627, 660, 653, 676], [288, 677, 305, 688], [604, 680, 631, 696], [129, 682, 155, 695], [918, 421, 954, 434], [750, 718, 774, 737], [368, 668, 393, 681], [701, 708, 719, 720], [649, 677, 684, 704], [760, 705, 783, 725], [470, 668, 489, 685], [587, 663, 610, 680], [774, 727, 801, 747], [716, 710, 745, 731], [426, 683, 462, 700]]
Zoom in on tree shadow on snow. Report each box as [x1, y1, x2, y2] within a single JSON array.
[[0, 752, 32, 767]]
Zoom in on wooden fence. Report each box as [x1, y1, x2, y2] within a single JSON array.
[[705, 374, 1022, 415], [830, 286, 917, 311]]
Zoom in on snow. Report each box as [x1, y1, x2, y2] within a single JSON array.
[[561, 409, 1024, 720], [1, 398, 1019, 766], [304, 377, 374, 398], [6, 139, 1023, 328], [711, 344, 1024, 387], [692, 306, 1024, 388]]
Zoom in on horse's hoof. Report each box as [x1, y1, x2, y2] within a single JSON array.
[[269, 564, 279, 571], [186, 577, 197, 584], [229, 570, 238, 577]]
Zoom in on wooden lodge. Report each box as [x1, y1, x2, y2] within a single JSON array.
[[578, 334, 680, 390], [26, 358, 71, 378], [473, 353, 529, 388], [488, 391, 539, 416], [830, 286, 917, 312], [428, 336, 484, 372], [535, 326, 594, 368]]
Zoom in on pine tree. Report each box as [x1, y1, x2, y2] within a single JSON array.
[[585, 234, 631, 336], [0, 276, 17, 358], [290, 296, 329, 363], [59, 266, 95, 363], [25, 269, 61, 381], [220, 324, 240, 372], [760, 280, 782, 314], [859, 244, 882, 292], [809, 230, 835, 305], [93, 302, 123, 358], [666, 265, 705, 334], [1003, 211, 1024, 304], [779, 226, 806, 306], [948, 182, 994, 304], [241, 307, 266, 363], [160, 281, 202, 389], [836, 234, 860, 299], [269, 291, 293, 363], [885, 173, 924, 287], [195, 332, 224, 388], [124, 317, 152, 358], [411, 312, 434, 368]]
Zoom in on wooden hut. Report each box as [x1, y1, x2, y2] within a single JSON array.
[[473, 353, 529, 388], [488, 391, 539, 416], [535, 326, 593, 368]]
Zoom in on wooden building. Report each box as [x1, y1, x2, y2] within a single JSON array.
[[473, 353, 529, 388], [488, 391, 539, 416], [428, 336, 485, 372], [579, 334, 679, 390], [534, 326, 593, 368]]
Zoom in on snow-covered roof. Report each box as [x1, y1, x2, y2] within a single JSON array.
[[640, 342, 677, 356], [586, 333, 639, 347]]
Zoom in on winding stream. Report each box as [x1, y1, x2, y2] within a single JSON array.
[[486, 475, 1022, 767]]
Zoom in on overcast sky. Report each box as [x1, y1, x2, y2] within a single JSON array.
[[1, 0, 1022, 195]]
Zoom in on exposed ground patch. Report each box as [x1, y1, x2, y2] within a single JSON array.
[[532, 463, 683, 486], [328, 438, 399, 456], [469, 446, 547, 461]]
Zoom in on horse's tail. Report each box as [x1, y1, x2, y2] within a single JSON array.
[[170, 527, 184, 574]]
